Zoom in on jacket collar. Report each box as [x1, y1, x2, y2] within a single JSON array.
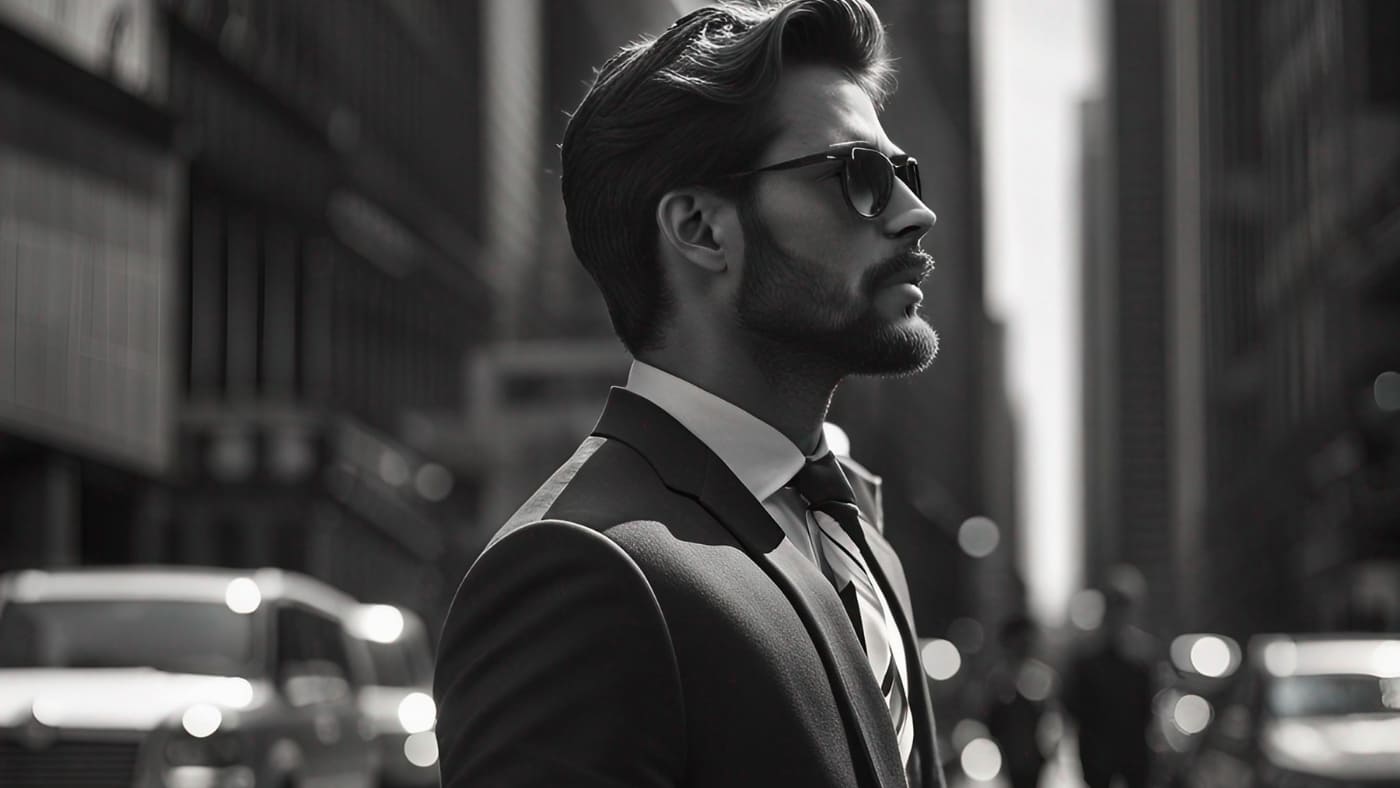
[[593, 387, 910, 788], [624, 361, 808, 504]]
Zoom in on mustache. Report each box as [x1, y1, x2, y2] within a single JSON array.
[[863, 246, 936, 292]]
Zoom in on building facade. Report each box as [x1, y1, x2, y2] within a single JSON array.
[[1084, 0, 1400, 641], [1186, 0, 1400, 636], [1, 0, 184, 572]]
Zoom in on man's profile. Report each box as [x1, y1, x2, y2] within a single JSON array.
[[434, 2, 946, 785]]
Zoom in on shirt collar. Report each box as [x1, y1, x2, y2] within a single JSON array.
[[625, 360, 824, 502]]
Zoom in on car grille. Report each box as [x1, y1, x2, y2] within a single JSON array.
[[0, 739, 142, 788]]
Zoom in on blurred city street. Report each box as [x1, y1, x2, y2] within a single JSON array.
[[2, 0, 1398, 786]]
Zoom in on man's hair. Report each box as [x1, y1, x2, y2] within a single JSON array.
[[561, 0, 893, 354]]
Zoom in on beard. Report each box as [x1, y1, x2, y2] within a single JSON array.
[[733, 197, 940, 378]]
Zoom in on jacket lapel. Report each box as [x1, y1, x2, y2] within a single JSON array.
[[859, 525, 942, 788], [592, 388, 908, 788]]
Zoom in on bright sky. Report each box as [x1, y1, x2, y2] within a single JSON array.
[[974, 0, 1103, 625]]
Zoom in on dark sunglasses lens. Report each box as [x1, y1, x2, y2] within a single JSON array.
[[845, 149, 892, 217], [900, 159, 921, 198]]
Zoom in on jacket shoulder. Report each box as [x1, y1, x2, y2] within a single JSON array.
[[490, 434, 676, 551]]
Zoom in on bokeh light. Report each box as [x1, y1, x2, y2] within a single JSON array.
[[957, 516, 1000, 558], [1190, 635, 1232, 677], [414, 463, 454, 502], [224, 578, 262, 614], [1068, 589, 1105, 630], [1172, 694, 1212, 735], [1374, 371, 1400, 412], [378, 449, 411, 487], [181, 704, 223, 738], [404, 731, 439, 767], [398, 692, 437, 734], [960, 737, 1003, 782], [361, 605, 406, 644], [921, 639, 961, 681], [1016, 660, 1055, 702]]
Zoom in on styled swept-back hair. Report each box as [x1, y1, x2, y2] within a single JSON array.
[[561, 0, 893, 354]]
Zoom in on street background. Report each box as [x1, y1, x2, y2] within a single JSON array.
[[1, 1, 1398, 786]]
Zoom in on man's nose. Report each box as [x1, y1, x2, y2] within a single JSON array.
[[883, 185, 936, 241]]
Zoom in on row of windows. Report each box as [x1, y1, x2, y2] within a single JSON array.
[[186, 190, 465, 429], [169, 0, 478, 231]]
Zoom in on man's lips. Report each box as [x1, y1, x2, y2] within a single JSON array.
[[877, 262, 933, 291], [866, 250, 934, 318], [870, 259, 933, 320]]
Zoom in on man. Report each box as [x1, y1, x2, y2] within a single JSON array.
[[1063, 582, 1156, 788], [434, 2, 945, 786], [984, 615, 1058, 788]]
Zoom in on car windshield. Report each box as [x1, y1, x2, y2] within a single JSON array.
[[364, 638, 430, 687], [0, 599, 257, 676], [1268, 674, 1400, 717]]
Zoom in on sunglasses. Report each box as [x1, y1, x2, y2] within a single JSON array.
[[726, 145, 921, 218]]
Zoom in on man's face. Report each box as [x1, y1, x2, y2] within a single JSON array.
[[732, 65, 939, 376]]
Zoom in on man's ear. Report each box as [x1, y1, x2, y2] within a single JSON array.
[[656, 188, 733, 273]]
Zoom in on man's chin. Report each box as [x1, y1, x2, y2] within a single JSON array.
[[842, 318, 940, 377], [741, 309, 939, 377]]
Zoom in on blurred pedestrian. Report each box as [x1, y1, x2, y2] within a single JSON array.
[[983, 614, 1056, 788], [433, 2, 946, 787], [1063, 583, 1155, 788]]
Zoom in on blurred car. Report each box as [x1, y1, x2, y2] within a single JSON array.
[[1185, 632, 1400, 788], [346, 603, 439, 787], [0, 565, 380, 788]]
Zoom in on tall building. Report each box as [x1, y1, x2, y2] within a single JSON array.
[[1079, 0, 1176, 637], [1183, 0, 1400, 635], [1084, 0, 1400, 640], [1079, 95, 1120, 601]]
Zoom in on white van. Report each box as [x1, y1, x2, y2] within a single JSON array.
[[0, 566, 380, 788]]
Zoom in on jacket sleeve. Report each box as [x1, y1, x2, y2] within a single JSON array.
[[433, 519, 687, 788]]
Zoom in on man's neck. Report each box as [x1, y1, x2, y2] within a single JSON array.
[[638, 347, 839, 456]]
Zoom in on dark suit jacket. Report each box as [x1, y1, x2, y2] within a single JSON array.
[[434, 388, 944, 788]]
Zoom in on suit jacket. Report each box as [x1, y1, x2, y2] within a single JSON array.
[[434, 388, 945, 788]]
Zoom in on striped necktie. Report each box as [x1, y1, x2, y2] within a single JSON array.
[[790, 452, 915, 774]]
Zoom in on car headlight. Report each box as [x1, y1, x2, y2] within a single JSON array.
[[165, 732, 245, 767], [397, 692, 436, 734]]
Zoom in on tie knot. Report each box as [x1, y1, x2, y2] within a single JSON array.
[[791, 452, 858, 508]]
